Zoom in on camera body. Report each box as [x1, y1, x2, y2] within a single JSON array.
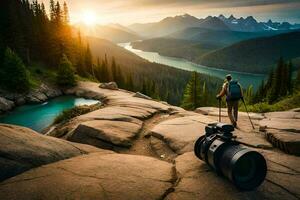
[[194, 123, 267, 190]]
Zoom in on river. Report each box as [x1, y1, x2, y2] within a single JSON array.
[[119, 43, 266, 90], [0, 96, 99, 132]]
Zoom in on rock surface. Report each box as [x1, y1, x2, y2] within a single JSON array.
[[70, 119, 143, 148], [0, 97, 14, 113], [0, 82, 299, 200], [0, 153, 175, 200], [133, 92, 152, 100], [0, 124, 111, 181], [166, 151, 300, 200], [99, 82, 118, 90], [150, 115, 217, 154]]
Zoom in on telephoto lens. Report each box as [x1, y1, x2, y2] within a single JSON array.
[[194, 123, 267, 191]]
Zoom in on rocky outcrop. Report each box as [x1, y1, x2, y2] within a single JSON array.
[[0, 97, 14, 113], [70, 119, 143, 148], [0, 153, 175, 200], [0, 124, 112, 181], [166, 151, 300, 200], [0, 82, 299, 200], [99, 82, 118, 90], [259, 110, 300, 155], [0, 83, 62, 110]]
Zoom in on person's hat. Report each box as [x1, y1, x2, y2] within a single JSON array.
[[226, 74, 232, 80]]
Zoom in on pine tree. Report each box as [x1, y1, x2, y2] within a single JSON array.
[[287, 61, 293, 94], [56, 54, 76, 87], [181, 72, 202, 110], [0, 48, 31, 92], [63, 2, 69, 24], [295, 69, 300, 91], [49, 0, 55, 21], [111, 57, 117, 81], [84, 43, 93, 77], [268, 57, 284, 103], [126, 73, 134, 91]]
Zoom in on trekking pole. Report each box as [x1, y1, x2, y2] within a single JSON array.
[[242, 98, 255, 130], [219, 98, 221, 122]]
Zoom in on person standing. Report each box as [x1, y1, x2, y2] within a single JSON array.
[[216, 74, 243, 127]]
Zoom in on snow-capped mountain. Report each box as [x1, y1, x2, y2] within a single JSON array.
[[218, 14, 298, 32]]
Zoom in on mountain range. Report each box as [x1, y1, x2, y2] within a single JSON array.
[[199, 31, 300, 73], [218, 14, 299, 32], [128, 14, 299, 38]]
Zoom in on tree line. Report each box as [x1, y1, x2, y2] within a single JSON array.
[[242, 57, 300, 105], [0, 0, 223, 107]]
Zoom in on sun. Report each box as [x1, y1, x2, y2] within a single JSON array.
[[81, 11, 97, 26]]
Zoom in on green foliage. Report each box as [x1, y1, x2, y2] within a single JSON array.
[[200, 31, 300, 74], [0, 48, 31, 92], [241, 92, 300, 113], [181, 72, 203, 110], [56, 54, 76, 87], [54, 103, 101, 124]]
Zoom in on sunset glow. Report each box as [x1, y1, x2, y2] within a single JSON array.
[[80, 11, 97, 26]]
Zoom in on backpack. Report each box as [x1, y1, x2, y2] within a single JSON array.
[[227, 81, 242, 101]]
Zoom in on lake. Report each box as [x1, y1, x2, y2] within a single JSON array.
[[119, 43, 267, 90], [0, 96, 99, 132]]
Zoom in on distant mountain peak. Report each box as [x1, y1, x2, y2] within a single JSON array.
[[229, 15, 236, 21]]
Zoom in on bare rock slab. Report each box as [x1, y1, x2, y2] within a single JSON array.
[[150, 115, 216, 154], [70, 119, 143, 148], [166, 152, 300, 200], [265, 129, 300, 155], [195, 107, 265, 120], [0, 124, 111, 181], [0, 153, 175, 200], [259, 118, 300, 133]]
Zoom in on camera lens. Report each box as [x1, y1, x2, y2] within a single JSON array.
[[219, 146, 267, 190], [194, 135, 267, 191]]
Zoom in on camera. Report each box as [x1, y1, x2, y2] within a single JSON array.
[[194, 123, 267, 190]]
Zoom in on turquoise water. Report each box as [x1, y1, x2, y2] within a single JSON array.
[[119, 43, 267, 90], [0, 96, 99, 132]]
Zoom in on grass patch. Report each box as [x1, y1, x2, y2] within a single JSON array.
[[53, 103, 102, 124], [240, 92, 300, 113]]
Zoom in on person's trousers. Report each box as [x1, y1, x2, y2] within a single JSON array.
[[227, 100, 239, 124]]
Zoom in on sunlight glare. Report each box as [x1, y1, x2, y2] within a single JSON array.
[[81, 11, 97, 26]]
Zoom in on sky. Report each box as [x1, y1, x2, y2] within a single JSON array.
[[40, 0, 300, 25]]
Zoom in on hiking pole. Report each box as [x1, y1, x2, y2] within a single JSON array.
[[218, 98, 221, 122], [242, 98, 255, 130]]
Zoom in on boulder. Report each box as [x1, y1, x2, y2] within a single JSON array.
[[166, 152, 300, 200], [0, 97, 14, 112], [150, 115, 216, 154], [133, 92, 152, 100], [99, 82, 118, 90], [0, 124, 111, 181], [0, 153, 175, 200], [70, 119, 143, 148]]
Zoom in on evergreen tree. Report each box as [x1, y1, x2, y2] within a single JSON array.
[[111, 57, 117, 81], [63, 2, 69, 24], [49, 0, 55, 21], [126, 73, 134, 91], [56, 54, 76, 87], [268, 57, 284, 103], [84, 43, 93, 77], [295, 69, 300, 91], [181, 72, 202, 110], [0, 48, 30, 92], [287, 61, 293, 94]]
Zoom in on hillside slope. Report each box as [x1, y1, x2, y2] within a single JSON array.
[[200, 31, 300, 74], [87, 37, 222, 105], [75, 24, 141, 43]]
